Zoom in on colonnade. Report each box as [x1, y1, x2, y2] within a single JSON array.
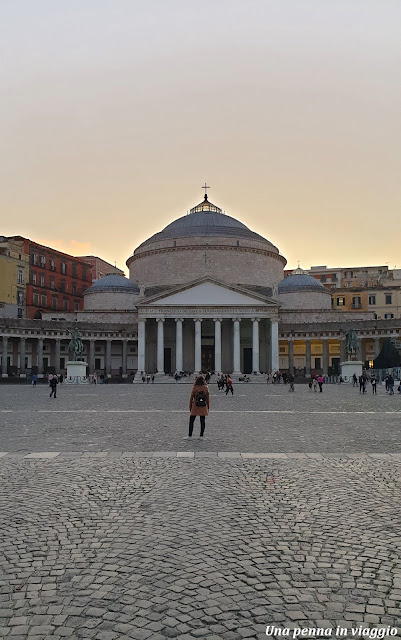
[[137, 316, 279, 375], [0, 335, 135, 377]]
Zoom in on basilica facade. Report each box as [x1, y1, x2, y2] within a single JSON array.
[[1, 194, 399, 379]]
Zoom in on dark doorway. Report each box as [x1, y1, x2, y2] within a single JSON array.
[[243, 348, 252, 374], [331, 358, 340, 375], [164, 348, 172, 374], [95, 358, 101, 370], [201, 346, 214, 371]]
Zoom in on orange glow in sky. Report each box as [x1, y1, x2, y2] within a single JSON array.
[[1, 1, 400, 274]]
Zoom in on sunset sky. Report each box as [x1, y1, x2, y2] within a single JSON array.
[[1, 0, 400, 274]]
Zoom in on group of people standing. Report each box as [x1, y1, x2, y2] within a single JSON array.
[[216, 373, 234, 395]]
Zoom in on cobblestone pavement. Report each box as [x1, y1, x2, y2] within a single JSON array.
[[1, 384, 401, 453], [0, 385, 400, 638]]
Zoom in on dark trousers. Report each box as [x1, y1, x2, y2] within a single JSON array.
[[189, 415, 205, 437], [372, 385, 377, 394], [50, 388, 57, 398], [225, 386, 233, 395], [318, 382, 323, 392]]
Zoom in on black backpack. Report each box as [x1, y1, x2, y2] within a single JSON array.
[[195, 390, 207, 407]]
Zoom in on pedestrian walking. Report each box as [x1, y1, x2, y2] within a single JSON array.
[[49, 375, 58, 398], [93, 372, 97, 385], [31, 373, 38, 387], [185, 375, 209, 439], [352, 373, 358, 387], [225, 375, 234, 395], [59, 373, 64, 384], [388, 374, 394, 395], [146, 374, 151, 384], [317, 375, 323, 392], [371, 375, 377, 395], [151, 374, 155, 383], [288, 372, 295, 391]]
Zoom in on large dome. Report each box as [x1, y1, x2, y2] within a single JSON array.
[[127, 194, 286, 289], [137, 196, 278, 251]]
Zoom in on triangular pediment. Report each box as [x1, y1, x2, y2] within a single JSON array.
[[140, 278, 278, 307]]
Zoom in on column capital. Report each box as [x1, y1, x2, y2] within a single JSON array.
[[193, 318, 202, 323], [156, 317, 165, 323], [174, 317, 184, 323], [251, 317, 261, 323], [232, 317, 241, 323], [213, 317, 222, 323]]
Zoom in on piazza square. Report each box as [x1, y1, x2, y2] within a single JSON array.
[[0, 382, 400, 640]]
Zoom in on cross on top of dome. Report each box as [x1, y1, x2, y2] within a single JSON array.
[[190, 184, 222, 214]]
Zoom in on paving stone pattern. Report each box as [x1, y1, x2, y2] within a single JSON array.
[[1, 384, 401, 453], [0, 385, 400, 638]]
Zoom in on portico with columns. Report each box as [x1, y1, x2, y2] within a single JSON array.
[[135, 278, 280, 376]]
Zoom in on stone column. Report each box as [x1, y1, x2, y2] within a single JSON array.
[[105, 340, 111, 377], [89, 340, 95, 375], [37, 337, 44, 377], [2, 336, 8, 377], [232, 318, 241, 374], [340, 337, 346, 363], [374, 337, 381, 358], [270, 319, 279, 373], [175, 318, 183, 372], [214, 318, 222, 373], [194, 318, 202, 373], [305, 339, 311, 376], [156, 318, 165, 374], [55, 339, 61, 373], [322, 339, 328, 375], [251, 318, 260, 373], [20, 337, 26, 377], [137, 319, 146, 373], [288, 338, 294, 374], [122, 340, 128, 377]]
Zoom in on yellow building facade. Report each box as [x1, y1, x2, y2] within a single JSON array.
[[0, 237, 29, 318]]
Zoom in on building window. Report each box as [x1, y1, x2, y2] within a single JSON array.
[[74, 300, 79, 311], [72, 282, 77, 295], [40, 274, 45, 287], [39, 255, 46, 267], [61, 262, 66, 274], [63, 299, 69, 311], [384, 313, 394, 319], [49, 277, 54, 289], [336, 297, 345, 306], [41, 294, 47, 306], [320, 275, 326, 283], [33, 292, 39, 305], [17, 308, 23, 318], [352, 296, 361, 309], [17, 269, 23, 284], [52, 296, 58, 310], [31, 253, 38, 265], [72, 263, 77, 277], [50, 258, 55, 271], [31, 272, 37, 285], [17, 290, 24, 305], [59, 280, 65, 292], [385, 294, 392, 304], [82, 267, 87, 281], [369, 295, 376, 305], [332, 274, 338, 282]]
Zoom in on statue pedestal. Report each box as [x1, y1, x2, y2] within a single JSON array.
[[66, 361, 89, 384], [341, 361, 363, 382]]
